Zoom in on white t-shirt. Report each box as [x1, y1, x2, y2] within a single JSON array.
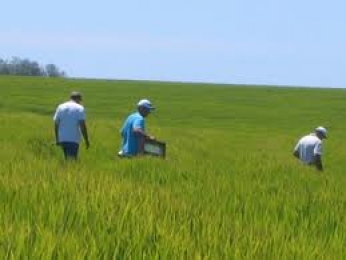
[[294, 134, 322, 164], [53, 101, 86, 143]]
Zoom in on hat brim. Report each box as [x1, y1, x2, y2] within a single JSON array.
[[140, 105, 155, 111], [316, 131, 327, 138], [71, 94, 82, 100]]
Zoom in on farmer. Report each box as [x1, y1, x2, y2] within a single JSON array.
[[118, 99, 155, 157], [293, 126, 327, 171], [53, 91, 90, 159]]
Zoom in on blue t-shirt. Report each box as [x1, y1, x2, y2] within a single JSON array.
[[120, 112, 145, 155]]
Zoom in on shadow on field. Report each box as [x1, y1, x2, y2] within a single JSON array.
[[26, 106, 53, 116], [27, 138, 59, 158]]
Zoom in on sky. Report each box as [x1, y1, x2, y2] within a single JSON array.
[[0, 0, 345, 87]]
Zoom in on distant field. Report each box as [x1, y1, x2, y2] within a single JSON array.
[[0, 76, 345, 259]]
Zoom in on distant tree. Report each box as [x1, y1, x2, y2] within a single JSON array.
[[45, 63, 65, 77], [16, 58, 43, 76], [0, 59, 9, 74], [8, 56, 21, 75], [0, 57, 66, 77]]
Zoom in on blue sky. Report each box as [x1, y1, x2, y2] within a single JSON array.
[[1, 0, 345, 87]]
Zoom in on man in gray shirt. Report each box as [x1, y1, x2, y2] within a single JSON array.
[[293, 126, 327, 171]]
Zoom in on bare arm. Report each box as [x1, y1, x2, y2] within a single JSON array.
[[53, 107, 60, 145], [314, 154, 323, 171], [133, 128, 154, 154], [79, 120, 90, 148], [54, 121, 60, 145], [133, 128, 154, 140]]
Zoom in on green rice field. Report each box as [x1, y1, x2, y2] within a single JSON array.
[[0, 76, 345, 259]]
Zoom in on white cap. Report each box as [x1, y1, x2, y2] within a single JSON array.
[[137, 99, 155, 110], [315, 126, 327, 138]]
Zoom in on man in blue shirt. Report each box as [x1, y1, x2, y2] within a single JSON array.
[[118, 99, 155, 157]]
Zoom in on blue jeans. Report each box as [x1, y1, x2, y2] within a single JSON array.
[[60, 142, 79, 160]]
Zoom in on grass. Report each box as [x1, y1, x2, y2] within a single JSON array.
[[0, 76, 345, 259]]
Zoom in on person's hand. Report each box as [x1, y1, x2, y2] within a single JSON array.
[[147, 135, 155, 140]]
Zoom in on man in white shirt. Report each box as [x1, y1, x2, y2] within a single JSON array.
[[53, 91, 90, 159], [293, 126, 327, 171]]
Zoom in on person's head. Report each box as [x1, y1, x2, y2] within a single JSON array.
[[137, 99, 155, 117], [315, 126, 327, 140], [70, 91, 82, 104]]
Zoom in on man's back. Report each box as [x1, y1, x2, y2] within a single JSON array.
[[120, 112, 145, 155], [54, 101, 85, 143], [294, 134, 322, 164]]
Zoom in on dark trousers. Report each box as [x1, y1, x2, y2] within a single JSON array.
[[60, 142, 79, 160]]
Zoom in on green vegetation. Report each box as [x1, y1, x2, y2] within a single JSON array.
[[0, 57, 65, 77], [0, 76, 345, 259]]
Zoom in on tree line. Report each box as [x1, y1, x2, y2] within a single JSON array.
[[0, 57, 66, 77]]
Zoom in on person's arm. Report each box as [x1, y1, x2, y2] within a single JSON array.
[[132, 118, 155, 154], [53, 107, 60, 145], [54, 121, 60, 145], [78, 107, 90, 148], [314, 154, 323, 171], [133, 128, 155, 140], [133, 127, 155, 154], [313, 142, 323, 171], [79, 120, 90, 149], [133, 117, 155, 140], [293, 142, 300, 159]]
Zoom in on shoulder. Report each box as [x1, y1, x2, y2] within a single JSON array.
[[129, 112, 143, 120], [298, 135, 308, 142], [311, 135, 321, 142], [69, 101, 85, 112], [58, 101, 68, 108], [134, 112, 143, 119], [134, 113, 144, 122], [310, 136, 322, 146], [55, 102, 67, 111], [76, 103, 85, 111]]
